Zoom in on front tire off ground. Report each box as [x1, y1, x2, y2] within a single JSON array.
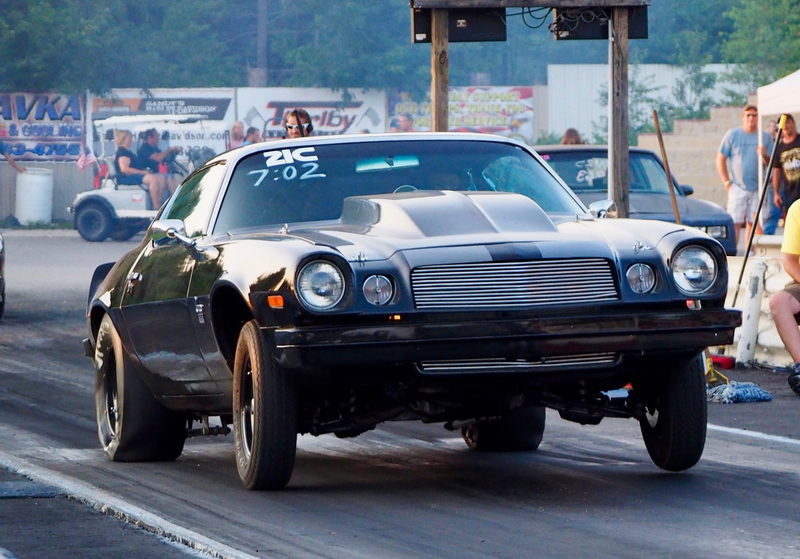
[[94, 314, 187, 461], [233, 320, 298, 490], [637, 353, 707, 472]]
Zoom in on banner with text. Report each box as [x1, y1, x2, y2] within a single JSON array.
[[390, 86, 535, 143], [0, 93, 85, 161], [236, 88, 387, 139]]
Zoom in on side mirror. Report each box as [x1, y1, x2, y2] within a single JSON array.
[[151, 218, 218, 261], [678, 184, 694, 196], [151, 218, 187, 246], [588, 199, 617, 219]]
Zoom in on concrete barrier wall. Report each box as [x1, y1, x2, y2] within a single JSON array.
[[727, 236, 793, 368]]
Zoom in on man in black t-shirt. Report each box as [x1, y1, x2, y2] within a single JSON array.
[[137, 128, 181, 195], [773, 114, 800, 214]]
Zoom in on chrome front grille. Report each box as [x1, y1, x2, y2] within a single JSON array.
[[411, 258, 619, 310], [419, 352, 618, 374]]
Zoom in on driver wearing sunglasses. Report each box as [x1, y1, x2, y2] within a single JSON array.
[[283, 108, 314, 139]]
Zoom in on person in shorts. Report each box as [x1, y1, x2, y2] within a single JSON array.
[[768, 197, 800, 396], [716, 105, 772, 248]]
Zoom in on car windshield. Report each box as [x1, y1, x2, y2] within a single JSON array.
[[540, 150, 675, 195], [213, 139, 584, 233]]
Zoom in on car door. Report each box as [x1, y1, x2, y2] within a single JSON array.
[[121, 162, 227, 396]]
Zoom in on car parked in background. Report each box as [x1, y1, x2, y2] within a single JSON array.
[[85, 133, 740, 490], [536, 145, 737, 255]]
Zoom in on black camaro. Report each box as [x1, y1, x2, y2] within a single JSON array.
[[84, 133, 741, 490]]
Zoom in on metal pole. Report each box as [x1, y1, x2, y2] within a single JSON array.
[[731, 113, 787, 307]]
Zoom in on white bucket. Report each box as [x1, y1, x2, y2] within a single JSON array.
[[15, 167, 53, 225]]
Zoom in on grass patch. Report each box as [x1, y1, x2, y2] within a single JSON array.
[[0, 215, 72, 229]]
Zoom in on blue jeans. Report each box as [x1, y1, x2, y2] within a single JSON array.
[[760, 185, 781, 234]]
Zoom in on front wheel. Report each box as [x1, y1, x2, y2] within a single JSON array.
[[75, 203, 113, 242], [637, 354, 707, 472], [94, 314, 186, 461], [233, 320, 298, 490], [461, 406, 546, 451]]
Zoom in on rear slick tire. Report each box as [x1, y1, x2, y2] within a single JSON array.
[[94, 314, 186, 461], [638, 354, 707, 472], [233, 320, 298, 490]]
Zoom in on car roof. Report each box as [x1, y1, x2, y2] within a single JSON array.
[[210, 132, 531, 163], [534, 144, 656, 156]]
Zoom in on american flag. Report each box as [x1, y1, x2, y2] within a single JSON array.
[[76, 148, 97, 171]]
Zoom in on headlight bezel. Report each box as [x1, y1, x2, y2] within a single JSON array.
[[671, 244, 718, 295], [296, 259, 347, 311], [362, 274, 394, 306], [626, 262, 656, 294]]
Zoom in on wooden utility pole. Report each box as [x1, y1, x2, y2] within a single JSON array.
[[431, 9, 449, 132], [249, 0, 268, 86], [412, 1, 647, 217], [608, 7, 630, 217]]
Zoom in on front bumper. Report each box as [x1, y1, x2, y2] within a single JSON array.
[[272, 308, 741, 370]]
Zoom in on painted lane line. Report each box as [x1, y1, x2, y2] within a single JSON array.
[[0, 450, 257, 559], [707, 423, 800, 446]]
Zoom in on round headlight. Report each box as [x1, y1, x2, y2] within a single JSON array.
[[297, 260, 345, 310], [671, 246, 717, 294], [626, 263, 655, 294], [363, 275, 393, 305]]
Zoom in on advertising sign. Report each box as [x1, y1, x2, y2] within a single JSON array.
[[89, 88, 235, 121], [88, 89, 237, 159], [0, 93, 85, 161], [390, 86, 535, 143], [236, 88, 387, 139]]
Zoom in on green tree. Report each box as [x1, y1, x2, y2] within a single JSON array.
[[631, 0, 734, 65], [722, 0, 800, 89], [0, 0, 250, 92]]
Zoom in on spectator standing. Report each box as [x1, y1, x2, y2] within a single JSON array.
[[768, 197, 800, 396], [283, 108, 313, 139], [396, 113, 415, 133], [772, 114, 800, 219], [560, 128, 584, 145], [716, 105, 772, 247], [228, 121, 245, 150], [760, 119, 782, 234], [242, 127, 262, 145]]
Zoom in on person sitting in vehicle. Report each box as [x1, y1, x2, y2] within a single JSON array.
[[114, 129, 168, 209], [138, 128, 181, 197]]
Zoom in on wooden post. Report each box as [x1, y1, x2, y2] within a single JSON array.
[[608, 7, 629, 218], [431, 9, 449, 132]]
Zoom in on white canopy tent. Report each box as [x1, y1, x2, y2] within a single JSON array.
[[758, 69, 800, 117]]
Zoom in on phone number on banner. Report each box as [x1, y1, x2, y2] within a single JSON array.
[[3, 141, 82, 158]]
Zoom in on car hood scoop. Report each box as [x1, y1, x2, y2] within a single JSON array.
[[283, 191, 582, 263], [338, 190, 558, 237]]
